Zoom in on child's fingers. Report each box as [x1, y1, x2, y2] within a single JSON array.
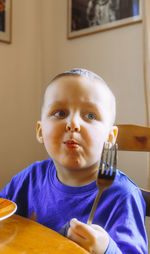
[[91, 224, 106, 233], [67, 226, 91, 251], [68, 219, 109, 254], [68, 227, 86, 244], [69, 218, 96, 242]]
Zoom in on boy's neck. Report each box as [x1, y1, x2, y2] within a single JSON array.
[[53, 161, 99, 187]]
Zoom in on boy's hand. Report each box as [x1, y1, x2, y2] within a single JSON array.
[[67, 218, 109, 254]]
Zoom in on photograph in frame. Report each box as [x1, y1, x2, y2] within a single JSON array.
[[0, 0, 12, 43], [68, 0, 142, 39]]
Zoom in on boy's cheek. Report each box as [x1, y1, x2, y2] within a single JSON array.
[[42, 122, 64, 140]]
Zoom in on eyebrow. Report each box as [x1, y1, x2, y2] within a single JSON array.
[[47, 101, 100, 108], [47, 101, 68, 108]]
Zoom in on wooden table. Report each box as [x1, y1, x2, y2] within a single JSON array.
[[0, 214, 89, 254]]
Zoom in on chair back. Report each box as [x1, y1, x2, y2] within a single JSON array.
[[116, 124, 150, 217]]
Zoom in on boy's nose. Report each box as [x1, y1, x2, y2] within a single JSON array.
[[65, 118, 80, 133], [66, 124, 80, 132]]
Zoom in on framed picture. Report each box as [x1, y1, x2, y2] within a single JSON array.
[[68, 0, 142, 39], [0, 0, 12, 43]]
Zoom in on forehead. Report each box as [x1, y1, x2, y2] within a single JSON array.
[[44, 76, 111, 106]]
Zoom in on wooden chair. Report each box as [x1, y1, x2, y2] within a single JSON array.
[[116, 124, 150, 217]]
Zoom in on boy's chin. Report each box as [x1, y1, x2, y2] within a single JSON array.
[[62, 162, 85, 171], [56, 158, 87, 171], [60, 160, 98, 172]]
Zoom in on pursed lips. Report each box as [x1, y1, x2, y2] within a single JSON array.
[[63, 140, 80, 148]]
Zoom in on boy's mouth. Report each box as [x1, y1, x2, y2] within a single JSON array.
[[63, 140, 80, 149]]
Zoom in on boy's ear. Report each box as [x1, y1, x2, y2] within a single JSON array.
[[36, 121, 44, 144], [107, 126, 118, 145]]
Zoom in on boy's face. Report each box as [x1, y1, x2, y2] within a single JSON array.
[[37, 76, 115, 172]]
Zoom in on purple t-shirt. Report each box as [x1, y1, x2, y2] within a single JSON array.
[[0, 159, 148, 253]]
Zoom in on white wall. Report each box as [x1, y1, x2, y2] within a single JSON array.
[[40, 0, 147, 188], [0, 0, 46, 189]]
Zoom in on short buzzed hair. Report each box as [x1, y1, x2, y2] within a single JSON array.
[[50, 68, 105, 83], [41, 68, 116, 124]]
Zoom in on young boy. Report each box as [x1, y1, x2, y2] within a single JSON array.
[[0, 68, 148, 253]]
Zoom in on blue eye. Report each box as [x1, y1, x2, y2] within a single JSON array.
[[54, 110, 66, 118], [85, 113, 96, 120]]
